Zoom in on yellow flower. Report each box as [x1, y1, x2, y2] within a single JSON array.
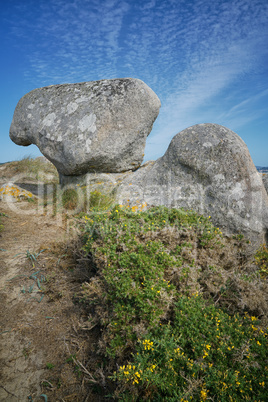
[[200, 388, 207, 400], [143, 339, 154, 350]]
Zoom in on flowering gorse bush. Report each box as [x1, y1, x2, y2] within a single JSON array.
[[112, 294, 267, 400], [80, 205, 268, 400]]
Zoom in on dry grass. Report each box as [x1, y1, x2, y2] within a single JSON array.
[[1, 155, 59, 183]]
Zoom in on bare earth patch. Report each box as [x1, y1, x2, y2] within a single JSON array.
[[0, 200, 101, 401]]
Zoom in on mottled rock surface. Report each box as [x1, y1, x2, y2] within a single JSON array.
[[10, 78, 160, 175], [0, 183, 34, 202], [262, 174, 268, 194], [117, 124, 268, 247]]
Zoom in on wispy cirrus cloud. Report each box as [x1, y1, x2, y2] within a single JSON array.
[[4, 0, 268, 162], [7, 0, 131, 85], [142, 0, 268, 158]]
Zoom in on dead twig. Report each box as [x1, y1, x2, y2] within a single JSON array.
[[63, 337, 97, 383], [40, 379, 55, 389], [0, 385, 18, 398], [75, 358, 97, 383]]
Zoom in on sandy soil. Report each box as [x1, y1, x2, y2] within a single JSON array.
[[0, 199, 99, 401]]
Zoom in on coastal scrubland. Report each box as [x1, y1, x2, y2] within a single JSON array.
[[0, 158, 267, 401]]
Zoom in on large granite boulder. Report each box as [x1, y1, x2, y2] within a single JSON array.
[[117, 124, 268, 247], [9, 78, 161, 175]]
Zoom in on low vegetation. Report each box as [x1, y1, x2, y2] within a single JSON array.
[[1, 157, 267, 400], [4, 155, 58, 183], [74, 204, 268, 401], [61, 188, 115, 212], [255, 245, 268, 278], [0, 212, 4, 232]]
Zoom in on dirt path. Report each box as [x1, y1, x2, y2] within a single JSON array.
[[0, 200, 95, 401]]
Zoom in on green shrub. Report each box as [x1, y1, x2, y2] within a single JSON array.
[[80, 205, 268, 400], [89, 189, 115, 211], [56, 187, 115, 214], [255, 244, 268, 277], [112, 294, 267, 401], [62, 188, 79, 210]]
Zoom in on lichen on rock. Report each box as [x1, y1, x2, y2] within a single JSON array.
[[0, 183, 34, 202], [9, 78, 161, 176], [117, 124, 268, 248]]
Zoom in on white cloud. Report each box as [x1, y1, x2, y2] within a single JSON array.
[[5, 0, 268, 162]]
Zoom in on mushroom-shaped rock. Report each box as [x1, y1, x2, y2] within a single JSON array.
[[9, 78, 161, 175], [117, 124, 268, 248]]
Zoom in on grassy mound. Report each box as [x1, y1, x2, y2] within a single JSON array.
[[4, 156, 59, 183], [76, 205, 268, 401]]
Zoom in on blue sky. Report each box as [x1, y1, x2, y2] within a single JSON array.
[[1, 0, 268, 166]]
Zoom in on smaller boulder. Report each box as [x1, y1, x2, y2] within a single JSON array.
[[117, 124, 268, 248]]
